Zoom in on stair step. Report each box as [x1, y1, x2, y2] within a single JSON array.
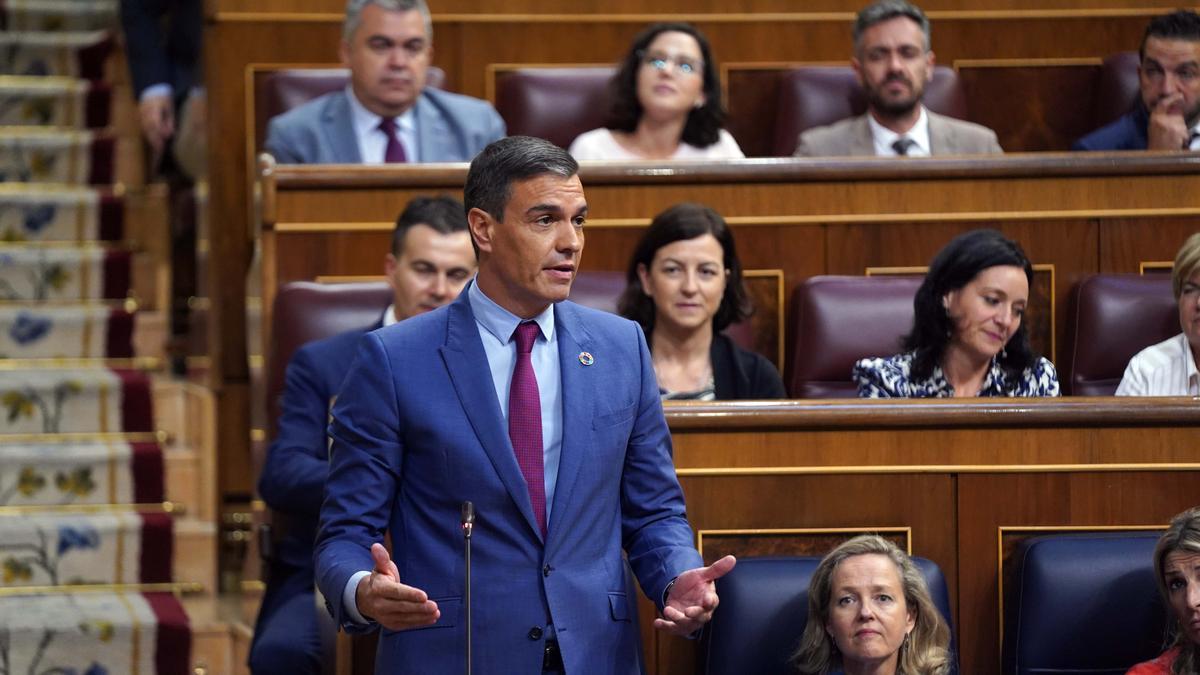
[[0, 128, 113, 184], [0, 30, 114, 81], [0, 76, 111, 128], [0, 304, 133, 358], [0, 438, 163, 506], [0, 366, 152, 435], [0, 183, 124, 243]]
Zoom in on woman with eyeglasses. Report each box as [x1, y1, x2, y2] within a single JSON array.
[[568, 22, 745, 160]]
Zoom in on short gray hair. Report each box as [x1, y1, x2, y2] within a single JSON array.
[[854, 0, 931, 53], [343, 0, 432, 43]]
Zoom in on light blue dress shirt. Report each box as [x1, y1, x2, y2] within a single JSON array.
[[341, 280, 564, 624]]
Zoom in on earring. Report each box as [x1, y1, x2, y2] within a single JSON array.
[[1001, 347, 1008, 359], [694, 99, 704, 109]]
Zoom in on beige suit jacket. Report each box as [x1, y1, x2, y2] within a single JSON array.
[[793, 111, 1003, 157]]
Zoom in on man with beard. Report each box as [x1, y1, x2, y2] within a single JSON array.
[[793, 0, 1002, 157], [265, 0, 505, 164], [1075, 10, 1200, 151]]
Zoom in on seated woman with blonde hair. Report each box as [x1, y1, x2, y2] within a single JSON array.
[[1117, 233, 1200, 396], [792, 534, 952, 675], [1127, 507, 1200, 674]]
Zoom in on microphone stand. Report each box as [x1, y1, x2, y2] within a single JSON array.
[[461, 501, 474, 675]]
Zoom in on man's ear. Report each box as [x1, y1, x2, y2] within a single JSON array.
[[925, 50, 936, 83], [384, 253, 399, 288], [851, 56, 865, 87], [467, 208, 494, 255], [339, 39, 351, 67]]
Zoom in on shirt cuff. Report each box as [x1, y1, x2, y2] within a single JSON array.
[[342, 570, 372, 625], [139, 83, 173, 102]]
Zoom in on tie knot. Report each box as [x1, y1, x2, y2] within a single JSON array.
[[892, 136, 916, 156], [378, 117, 397, 134], [513, 321, 540, 354]]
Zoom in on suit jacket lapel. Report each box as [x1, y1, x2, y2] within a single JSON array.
[[545, 302, 592, 553], [413, 93, 449, 162], [927, 111, 951, 155], [323, 91, 363, 163], [440, 291, 544, 540], [851, 115, 875, 155]]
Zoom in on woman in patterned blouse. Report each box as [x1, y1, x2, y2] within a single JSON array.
[[853, 229, 1060, 398]]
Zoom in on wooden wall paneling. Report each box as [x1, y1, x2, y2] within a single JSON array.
[[956, 471, 1200, 675], [955, 59, 1104, 152], [665, 471, 957, 675], [723, 66, 788, 158], [1098, 215, 1200, 273], [213, 2, 1188, 14]]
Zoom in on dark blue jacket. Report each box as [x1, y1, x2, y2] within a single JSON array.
[[1073, 104, 1149, 151]]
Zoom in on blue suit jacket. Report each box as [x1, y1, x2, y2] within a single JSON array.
[[315, 290, 702, 674], [264, 88, 506, 164], [257, 317, 383, 573], [119, 0, 202, 100], [1073, 104, 1149, 151]]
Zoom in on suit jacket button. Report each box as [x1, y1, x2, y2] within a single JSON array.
[[528, 626, 543, 640], [543, 564, 552, 577]]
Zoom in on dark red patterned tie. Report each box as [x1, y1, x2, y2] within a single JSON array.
[[378, 117, 407, 163], [509, 321, 546, 536]]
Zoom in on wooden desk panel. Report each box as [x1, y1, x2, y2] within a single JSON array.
[[661, 399, 1200, 675]]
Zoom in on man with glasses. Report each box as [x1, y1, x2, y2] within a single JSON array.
[[265, 0, 505, 164], [794, 0, 1002, 157], [1075, 10, 1200, 151]]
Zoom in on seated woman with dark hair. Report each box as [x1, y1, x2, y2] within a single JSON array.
[[792, 535, 953, 675], [1127, 507, 1200, 674], [568, 22, 744, 161], [618, 203, 784, 400], [853, 229, 1060, 397]]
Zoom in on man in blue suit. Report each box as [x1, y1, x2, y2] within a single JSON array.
[[315, 136, 736, 673], [264, 0, 505, 164], [1075, 10, 1200, 151], [250, 196, 476, 674]]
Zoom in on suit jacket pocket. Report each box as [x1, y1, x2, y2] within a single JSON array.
[[592, 403, 636, 430], [608, 592, 631, 622], [381, 596, 460, 634]]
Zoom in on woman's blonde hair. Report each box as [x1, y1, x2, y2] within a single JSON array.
[[1154, 507, 1200, 674], [791, 535, 952, 675], [1171, 233, 1200, 300]]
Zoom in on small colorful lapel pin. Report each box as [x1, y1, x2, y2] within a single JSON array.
[[578, 351, 594, 366]]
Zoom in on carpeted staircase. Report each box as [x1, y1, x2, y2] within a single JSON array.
[[0, 1, 225, 672]]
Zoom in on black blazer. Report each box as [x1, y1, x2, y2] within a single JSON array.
[[711, 333, 787, 400]]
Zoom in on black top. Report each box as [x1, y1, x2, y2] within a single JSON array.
[[710, 333, 788, 400]]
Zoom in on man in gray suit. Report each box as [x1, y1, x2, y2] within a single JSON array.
[[265, 0, 506, 164], [794, 0, 1001, 157]]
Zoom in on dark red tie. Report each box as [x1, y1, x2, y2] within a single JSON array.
[[509, 321, 546, 537], [379, 117, 407, 163]]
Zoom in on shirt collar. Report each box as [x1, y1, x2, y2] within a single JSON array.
[[382, 303, 399, 327], [345, 85, 417, 140], [467, 279, 555, 346], [868, 105, 931, 156]]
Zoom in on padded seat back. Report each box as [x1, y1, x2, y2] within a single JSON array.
[[266, 281, 392, 440], [787, 275, 922, 398], [1067, 274, 1176, 396], [253, 67, 446, 152], [1090, 51, 1141, 132], [1002, 532, 1166, 675], [493, 67, 615, 149], [701, 555, 955, 675], [773, 65, 968, 155]]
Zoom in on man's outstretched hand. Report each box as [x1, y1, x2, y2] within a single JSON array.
[[653, 555, 737, 636], [355, 543, 440, 631]]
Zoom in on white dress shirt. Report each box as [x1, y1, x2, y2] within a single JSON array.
[[345, 86, 419, 163], [1115, 332, 1200, 396], [868, 106, 931, 157]]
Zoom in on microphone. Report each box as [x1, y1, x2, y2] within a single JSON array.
[[461, 501, 474, 675]]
